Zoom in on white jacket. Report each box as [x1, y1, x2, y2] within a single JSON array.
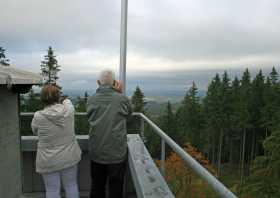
[[31, 99, 81, 173]]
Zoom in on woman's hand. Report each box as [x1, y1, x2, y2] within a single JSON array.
[[59, 95, 68, 103], [112, 80, 123, 93]]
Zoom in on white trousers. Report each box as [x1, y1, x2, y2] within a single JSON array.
[[42, 164, 80, 198]]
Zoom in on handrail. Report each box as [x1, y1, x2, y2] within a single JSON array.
[[132, 113, 237, 198], [20, 112, 237, 198], [20, 112, 87, 116]]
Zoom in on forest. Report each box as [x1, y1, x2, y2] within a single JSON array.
[[145, 67, 280, 198], [2, 46, 279, 197]]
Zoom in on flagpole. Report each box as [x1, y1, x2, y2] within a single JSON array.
[[120, 0, 128, 95]]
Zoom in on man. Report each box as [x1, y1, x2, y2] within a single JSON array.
[[87, 69, 132, 198]]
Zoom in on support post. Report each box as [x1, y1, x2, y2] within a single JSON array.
[[0, 88, 22, 197], [140, 118, 145, 143], [119, 0, 128, 94], [161, 138, 166, 176]]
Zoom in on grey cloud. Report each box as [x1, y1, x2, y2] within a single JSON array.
[[1, 0, 121, 53], [1, 0, 280, 72], [127, 0, 280, 61]]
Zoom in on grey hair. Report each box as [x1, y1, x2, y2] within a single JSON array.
[[99, 69, 115, 85]]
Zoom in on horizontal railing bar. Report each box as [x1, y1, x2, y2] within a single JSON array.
[[22, 112, 140, 117], [20, 112, 87, 116], [20, 112, 35, 116], [132, 113, 237, 198]]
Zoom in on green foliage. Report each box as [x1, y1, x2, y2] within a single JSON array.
[[0, 46, 10, 66], [263, 129, 280, 174], [41, 46, 61, 86], [74, 92, 89, 134], [131, 86, 145, 113], [128, 86, 146, 134], [238, 68, 252, 129], [244, 129, 280, 197], [20, 89, 42, 135], [250, 70, 265, 128], [164, 67, 280, 197], [176, 82, 204, 149]]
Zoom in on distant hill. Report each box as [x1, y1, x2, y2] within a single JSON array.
[[63, 89, 206, 101], [145, 100, 182, 115], [61, 88, 206, 116]]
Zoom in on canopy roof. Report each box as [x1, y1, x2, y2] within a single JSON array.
[[0, 65, 41, 85]]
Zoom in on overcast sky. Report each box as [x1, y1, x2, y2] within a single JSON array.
[[1, 0, 280, 93]]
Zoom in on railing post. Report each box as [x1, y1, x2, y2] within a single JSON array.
[[160, 138, 165, 176], [140, 117, 146, 143]]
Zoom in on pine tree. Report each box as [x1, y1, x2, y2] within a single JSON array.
[[270, 67, 278, 86], [217, 71, 232, 177], [261, 76, 279, 132], [229, 76, 241, 166], [249, 70, 265, 167], [178, 82, 203, 150], [244, 128, 280, 197], [250, 70, 265, 128], [0, 47, 10, 66], [128, 86, 146, 135], [41, 46, 61, 86], [203, 74, 223, 167], [131, 86, 145, 113], [261, 68, 280, 151], [84, 91, 89, 103], [239, 68, 252, 188], [75, 94, 89, 134], [160, 101, 178, 143]]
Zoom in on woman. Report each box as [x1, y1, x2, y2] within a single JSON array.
[[31, 85, 81, 198]]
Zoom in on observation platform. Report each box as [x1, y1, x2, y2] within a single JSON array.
[[21, 134, 173, 198], [17, 112, 237, 198]]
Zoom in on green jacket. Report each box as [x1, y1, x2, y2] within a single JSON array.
[[87, 85, 132, 164]]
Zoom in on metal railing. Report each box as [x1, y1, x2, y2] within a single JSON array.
[[20, 112, 237, 198], [132, 113, 237, 198]]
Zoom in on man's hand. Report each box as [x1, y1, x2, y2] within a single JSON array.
[[112, 80, 123, 93]]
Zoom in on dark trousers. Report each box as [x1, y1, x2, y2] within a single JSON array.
[[90, 160, 126, 198]]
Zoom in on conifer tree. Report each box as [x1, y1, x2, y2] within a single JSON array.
[[203, 74, 223, 166], [128, 86, 146, 135], [239, 68, 252, 187], [244, 128, 280, 197], [270, 67, 278, 85], [261, 68, 280, 139], [131, 86, 145, 113], [250, 70, 265, 128], [75, 94, 89, 134], [0, 47, 10, 66], [229, 76, 241, 165], [178, 82, 203, 150], [84, 91, 89, 103], [217, 71, 232, 176], [249, 70, 265, 167], [41, 46, 61, 86], [160, 101, 178, 143]]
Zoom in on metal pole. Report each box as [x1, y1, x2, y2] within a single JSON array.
[[120, 0, 128, 94], [140, 118, 145, 143], [161, 138, 166, 176]]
